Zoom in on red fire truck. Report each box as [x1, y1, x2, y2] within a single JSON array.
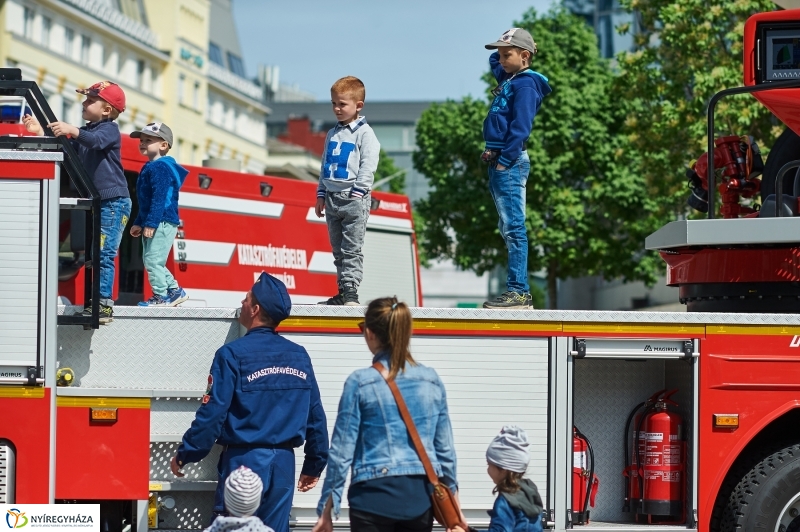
[[2, 9, 800, 532]]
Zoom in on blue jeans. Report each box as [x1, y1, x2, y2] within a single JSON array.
[[488, 152, 530, 294], [99, 197, 132, 306], [142, 222, 179, 296]]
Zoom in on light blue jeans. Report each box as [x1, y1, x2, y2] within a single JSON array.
[[99, 197, 132, 306], [142, 222, 179, 296], [488, 152, 530, 294]]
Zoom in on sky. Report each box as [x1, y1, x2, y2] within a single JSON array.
[[232, 0, 556, 102]]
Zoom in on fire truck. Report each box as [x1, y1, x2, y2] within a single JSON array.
[[3, 8, 800, 532]]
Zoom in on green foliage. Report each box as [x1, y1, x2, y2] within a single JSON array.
[[414, 7, 663, 307], [615, 0, 779, 212], [374, 149, 406, 195]]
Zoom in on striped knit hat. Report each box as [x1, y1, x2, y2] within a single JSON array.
[[224, 466, 263, 517]]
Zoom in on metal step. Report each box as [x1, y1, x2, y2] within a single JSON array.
[[59, 197, 94, 210]]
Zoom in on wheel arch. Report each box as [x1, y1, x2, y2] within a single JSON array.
[[709, 402, 800, 530]]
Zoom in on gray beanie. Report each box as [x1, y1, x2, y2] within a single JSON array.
[[224, 466, 263, 517], [486, 425, 530, 473]]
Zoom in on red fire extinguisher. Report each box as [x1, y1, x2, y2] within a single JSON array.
[[622, 389, 667, 514], [641, 390, 686, 524], [573, 426, 599, 525]]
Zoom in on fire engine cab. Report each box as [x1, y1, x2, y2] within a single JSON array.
[[2, 9, 800, 532]]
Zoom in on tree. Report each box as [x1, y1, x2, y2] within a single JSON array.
[[414, 7, 662, 308], [374, 149, 406, 195], [615, 0, 778, 211]]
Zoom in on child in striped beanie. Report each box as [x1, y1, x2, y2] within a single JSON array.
[[204, 466, 273, 532]]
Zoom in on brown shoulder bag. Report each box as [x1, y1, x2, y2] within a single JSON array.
[[372, 362, 465, 529]]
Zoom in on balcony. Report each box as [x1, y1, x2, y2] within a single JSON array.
[[207, 62, 264, 103]]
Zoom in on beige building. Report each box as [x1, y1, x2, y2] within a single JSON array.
[[0, 0, 269, 173]]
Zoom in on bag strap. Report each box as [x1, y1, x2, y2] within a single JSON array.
[[372, 361, 440, 486]]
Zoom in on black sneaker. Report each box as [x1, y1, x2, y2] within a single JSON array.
[[318, 292, 344, 305], [483, 291, 533, 310], [81, 303, 114, 323], [342, 284, 360, 306]]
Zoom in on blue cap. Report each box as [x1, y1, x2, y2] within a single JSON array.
[[252, 272, 291, 323]]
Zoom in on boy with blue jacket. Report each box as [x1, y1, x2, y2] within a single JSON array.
[[129, 122, 189, 306], [482, 28, 551, 310]]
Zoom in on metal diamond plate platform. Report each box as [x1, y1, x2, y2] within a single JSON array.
[[0, 150, 63, 161], [58, 305, 238, 319], [150, 442, 221, 481], [150, 491, 215, 529], [151, 398, 205, 440]]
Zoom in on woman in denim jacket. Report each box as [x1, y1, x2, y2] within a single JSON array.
[[312, 297, 461, 532]]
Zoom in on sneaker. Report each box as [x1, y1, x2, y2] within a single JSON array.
[[318, 292, 345, 305], [342, 284, 360, 306], [166, 287, 189, 306], [138, 294, 169, 307], [483, 291, 533, 309], [81, 303, 114, 323]]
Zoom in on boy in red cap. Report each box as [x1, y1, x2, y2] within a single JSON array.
[[24, 81, 131, 323]]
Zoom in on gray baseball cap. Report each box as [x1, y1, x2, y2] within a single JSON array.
[[130, 122, 173, 147], [485, 28, 537, 55]]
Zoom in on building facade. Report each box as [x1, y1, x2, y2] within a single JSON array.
[[1, 0, 269, 173]]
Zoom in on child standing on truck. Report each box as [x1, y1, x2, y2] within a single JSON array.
[[23, 81, 131, 322], [456, 425, 544, 532], [314, 76, 380, 306], [129, 122, 189, 307], [481, 29, 551, 310]]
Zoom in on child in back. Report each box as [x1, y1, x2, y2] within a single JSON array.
[[204, 466, 273, 532], [129, 122, 189, 306], [314, 76, 380, 306], [456, 425, 543, 532], [23, 81, 131, 322]]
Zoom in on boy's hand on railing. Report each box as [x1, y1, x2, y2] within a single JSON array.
[[47, 121, 79, 139], [22, 114, 44, 136]]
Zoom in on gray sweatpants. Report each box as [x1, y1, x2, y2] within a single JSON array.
[[325, 191, 370, 288]]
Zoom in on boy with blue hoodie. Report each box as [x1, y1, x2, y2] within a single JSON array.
[[481, 28, 551, 310], [129, 122, 189, 307]]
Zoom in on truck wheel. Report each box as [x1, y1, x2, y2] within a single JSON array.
[[761, 128, 800, 202], [714, 444, 800, 531]]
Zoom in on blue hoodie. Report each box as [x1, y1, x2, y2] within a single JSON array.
[[483, 52, 552, 168], [133, 156, 188, 229], [71, 119, 129, 200]]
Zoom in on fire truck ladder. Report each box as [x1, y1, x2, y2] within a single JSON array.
[[0, 69, 103, 329]]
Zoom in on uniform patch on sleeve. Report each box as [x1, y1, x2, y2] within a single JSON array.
[[201, 374, 212, 403]]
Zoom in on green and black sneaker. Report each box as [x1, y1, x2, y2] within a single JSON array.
[[81, 303, 114, 323], [483, 291, 533, 310]]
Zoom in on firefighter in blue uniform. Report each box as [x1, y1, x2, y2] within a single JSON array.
[[170, 273, 329, 532]]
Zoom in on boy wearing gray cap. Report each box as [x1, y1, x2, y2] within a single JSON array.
[[455, 425, 543, 532], [129, 122, 190, 306], [481, 28, 551, 310], [203, 466, 274, 532]]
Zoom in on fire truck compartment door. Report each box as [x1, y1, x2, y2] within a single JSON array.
[[571, 337, 698, 360], [0, 180, 41, 377], [360, 230, 418, 306]]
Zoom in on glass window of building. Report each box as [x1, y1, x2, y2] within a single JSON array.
[[23, 7, 35, 39], [41, 16, 51, 48], [64, 27, 74, 58], [178, 74, 186, 105], [227, 53, 245, 77], [136, 60, 145, 89], [208, 42, 224, 66], [80, 35, 91, 64], [193, 81, 200, 110]]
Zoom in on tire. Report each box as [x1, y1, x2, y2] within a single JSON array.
[[761, 128, 800, 201], [711, 443, 800, 532]]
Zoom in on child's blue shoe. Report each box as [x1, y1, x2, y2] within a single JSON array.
[[138, 294, 169, 307], [166, 287, 188, 306]]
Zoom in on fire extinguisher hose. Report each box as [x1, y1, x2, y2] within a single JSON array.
[[574, 425, 595, 517], [623, 401, 645, 504], [634, 403, 657, 502]]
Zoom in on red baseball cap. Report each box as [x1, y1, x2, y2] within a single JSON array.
[[76, 81, 126, 113]]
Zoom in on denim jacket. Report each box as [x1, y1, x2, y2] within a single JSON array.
[[316, 352, 457, 517]]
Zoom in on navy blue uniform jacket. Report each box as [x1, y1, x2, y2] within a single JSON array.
[[176, 327, 329, 477]]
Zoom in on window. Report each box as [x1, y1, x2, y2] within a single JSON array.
[[41, 17, 51, 47], [178, 74, 186, 105], [80, 35, 91, 64], [227, 52, 245, 77], [23, 7, 35, 39], [64, 28, 74, 58], [193, 81, 200, 110], [208, 42, 224, 66], [136, 59, 145, 89]]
